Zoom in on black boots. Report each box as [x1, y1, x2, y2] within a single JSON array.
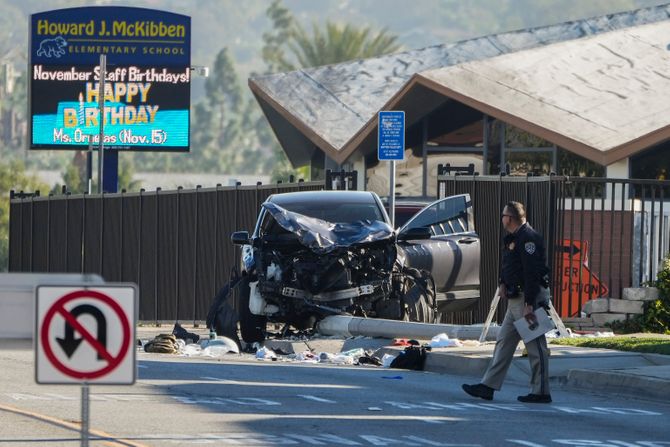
[[517, 393, 552, 403], [462, 383, 494, 401]]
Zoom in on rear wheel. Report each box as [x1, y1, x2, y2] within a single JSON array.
[[238, 277, 267, 344]]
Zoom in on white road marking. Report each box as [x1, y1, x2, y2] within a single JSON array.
[[298, 394, 336, 403], [199, 376, 358, 388]]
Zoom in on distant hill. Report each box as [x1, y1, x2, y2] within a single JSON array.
[[6, 0, 663, 85], [4, 0, 664, 176]]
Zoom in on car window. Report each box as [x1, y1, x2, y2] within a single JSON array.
[[402, 196, 469, 236]]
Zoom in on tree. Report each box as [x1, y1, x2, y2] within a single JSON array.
[[288, 22, 400, 69], [262, 1, 401, 72], [261, 0, 297, 73], [260, 1, 402, 180], [52, 151, 142, 194]]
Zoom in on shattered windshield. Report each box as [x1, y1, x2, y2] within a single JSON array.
[[261, 202, 394, 254], [272, 201, 385, 223]]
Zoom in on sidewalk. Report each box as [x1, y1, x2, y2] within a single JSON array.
[[421, 342, 670, 402], [137, 324, 670, 403]]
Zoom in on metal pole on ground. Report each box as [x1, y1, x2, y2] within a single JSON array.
[[317, 315, 499, 341]]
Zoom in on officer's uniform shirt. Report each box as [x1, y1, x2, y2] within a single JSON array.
[[500, 223, 549, 308]]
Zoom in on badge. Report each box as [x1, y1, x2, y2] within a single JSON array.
[[508, 242, 515, 250], [525, 242, 536, 255]]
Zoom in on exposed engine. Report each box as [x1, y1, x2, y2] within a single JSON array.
[[252, 238, 398, 325]]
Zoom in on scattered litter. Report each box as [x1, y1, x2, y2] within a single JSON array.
[[318, 352, 355, 365], [292, 351, 319, 363], [429, 333, 463, 348], [392, 338, 420, 346], [544, 328, 614, 339], [181, 344, 203, 356], [340, 347, 365, 357], [367, 407, 382, 411], [143, 333, 179, 354], [256, 346, 278, 360], [203, 344, 237, 357], [357, 353, 382, 366], [390, 345, 428, 370], [576, 331, 615, 338], [381, 353, 397, 368], [381, 375, 404, 380], [172, 322, 201, 344], [201, 336, 240, 354]]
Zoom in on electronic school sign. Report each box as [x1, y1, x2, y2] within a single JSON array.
[[29, 7, 191, 151]]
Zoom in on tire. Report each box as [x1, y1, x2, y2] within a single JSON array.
[[405, 292, 436, 323], [402, 270, 436, 324], [237, 276, 267, 344]]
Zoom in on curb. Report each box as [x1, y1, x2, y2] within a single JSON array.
[[566, 368, 670, 401]]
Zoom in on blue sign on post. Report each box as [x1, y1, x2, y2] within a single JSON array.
[[377, 111, 405, 161]]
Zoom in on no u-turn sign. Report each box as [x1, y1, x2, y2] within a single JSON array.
[[35, 285, 137, 385]]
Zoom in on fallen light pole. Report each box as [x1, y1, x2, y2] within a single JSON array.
[[317, 315, 499, 341]]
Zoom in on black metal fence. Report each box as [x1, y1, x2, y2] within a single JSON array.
[[438, 174, 670, 323], [10, 172, 669, 325], [9, 181, 323, 323]]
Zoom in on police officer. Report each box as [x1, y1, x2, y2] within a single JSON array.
[[462, 201, 552, 403]]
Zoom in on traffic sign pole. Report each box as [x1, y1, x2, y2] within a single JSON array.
[[36, 284, 136, 447], [389, 160, 396, 227], [81, 383, 90, 447], [378, 110, 405, 227]]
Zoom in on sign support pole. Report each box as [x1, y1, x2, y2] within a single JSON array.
[[86, 140, 93, 194], [377, 111, 405, 227], [97, 54, 106, 194], [389, 160, 396, 227], [81, 383, 90, 446]]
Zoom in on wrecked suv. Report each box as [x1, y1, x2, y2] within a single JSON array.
[[228, 190, 480, 343]]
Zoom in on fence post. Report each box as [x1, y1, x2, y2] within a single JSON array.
[[175, 186, 182, 322], [154, 187, 161, 325], [137, 189, 144, 311], [192, 185, 201, 326]]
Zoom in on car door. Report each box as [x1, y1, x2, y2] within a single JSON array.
[[397, 194, 480, 311]]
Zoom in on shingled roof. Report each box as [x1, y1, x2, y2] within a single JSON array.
[[249, 4, 670, 166]]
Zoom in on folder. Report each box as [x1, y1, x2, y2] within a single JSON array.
[[513, 307, 555, 343]]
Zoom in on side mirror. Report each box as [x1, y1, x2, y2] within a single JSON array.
[[397, 226, 432, 241], [231, 231, 250, 245]]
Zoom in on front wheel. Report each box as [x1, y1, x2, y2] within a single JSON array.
[[404, 292, 435, 323], [402, 270, 436, 323], [237, 276, 267, 344]]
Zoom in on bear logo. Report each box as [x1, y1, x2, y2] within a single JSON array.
[[37, 36, 68, 58]]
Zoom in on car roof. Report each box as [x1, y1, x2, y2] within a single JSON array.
[[267, 190, 379, 206]]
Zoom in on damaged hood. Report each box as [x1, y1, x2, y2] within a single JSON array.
[[263, 202, 395, 254]]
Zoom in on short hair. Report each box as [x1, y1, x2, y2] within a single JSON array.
[[505, 201, 526, 222]]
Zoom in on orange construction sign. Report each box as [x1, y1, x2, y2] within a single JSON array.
[[557, 240, 608, 318]]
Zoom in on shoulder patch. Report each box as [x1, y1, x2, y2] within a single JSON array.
[[524, 241, 536, 255]]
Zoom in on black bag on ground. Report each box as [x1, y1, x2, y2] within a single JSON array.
[[390, 345, 427, 371], [172, 322, 200, 344]]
